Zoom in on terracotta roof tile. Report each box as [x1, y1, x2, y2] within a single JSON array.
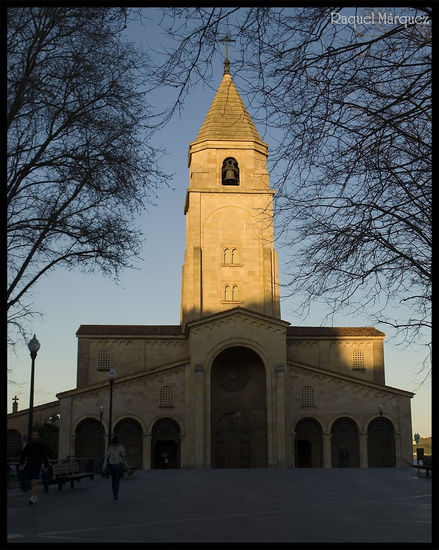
[[286, 326, 385, 337], [76, 325, 183, 337]]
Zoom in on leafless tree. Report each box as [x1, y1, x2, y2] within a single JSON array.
[[147, 7, 431, 364], [7, 7, 168, 344]]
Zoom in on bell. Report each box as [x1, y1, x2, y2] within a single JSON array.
[[224, 168, 237, 184]]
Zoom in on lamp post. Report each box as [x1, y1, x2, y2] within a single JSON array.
[[414, 433, 420, 463], [107, 369, 116, 446], [27, 335, 40, 444]]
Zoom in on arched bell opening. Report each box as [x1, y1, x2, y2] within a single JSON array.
[[222, 157, 239, 185]]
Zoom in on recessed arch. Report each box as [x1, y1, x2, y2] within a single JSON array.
[[75, 418, 105, 460], [151, 417, 181, 469], [367, 416, 396, 467], [114, 417, 143, 469], [294, 417, 323, 468], [211, 345, 267, 468], [206, 337, 272, 378], [331, 417, 360, 467], [7, 429, 23, 459]]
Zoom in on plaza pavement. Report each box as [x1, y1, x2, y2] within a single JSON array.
[[7, 467, 432, 544]]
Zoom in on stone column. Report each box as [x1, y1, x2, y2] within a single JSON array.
[[394, 432, 402, 467], [359, 432, 368, 468], [179, 431, 186, 468], [323, 432, 332, 468], [290, 431, 296, 468], [144, 433, 151, 469], [194, 364, 204, 468], [274, 363, 286, 466]]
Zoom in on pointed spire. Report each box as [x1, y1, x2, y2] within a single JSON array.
[[194, 71, 263, 143]]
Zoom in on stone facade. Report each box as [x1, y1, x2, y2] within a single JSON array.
[[8, 63, 414, 469]]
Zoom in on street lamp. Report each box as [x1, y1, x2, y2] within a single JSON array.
[[378, 404, 384, 416], [414, 433, 420, 463], [27, 334, 40, 444], [107, 369, 116, 446]]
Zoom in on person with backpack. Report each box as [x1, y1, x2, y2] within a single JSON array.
[[102, 435, 128, 500]]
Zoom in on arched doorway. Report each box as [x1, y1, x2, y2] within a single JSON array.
[[211, 346, 267, 468], [40, 423, 59, 459], [295, 418, 323, 467], [75, 418, 105, 460], [367, 417, 396, 467], [7, 429, 23, 459], [331, 417, 360, 467], [114, 418, 143, 469], [151, 418, 180, 469]]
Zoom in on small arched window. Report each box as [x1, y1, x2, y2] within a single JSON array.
[[97, 350, 111, 371], [301, 385, 315, 407], [352, 350, 365, 369], [232, 285, 239, 301], [224, 248, 232, 264], [223, 247, 240, 265], [224, 285, 232, 301], [222, 158, 239, 185]]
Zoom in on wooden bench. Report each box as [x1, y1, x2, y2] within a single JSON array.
[[43, 461, 94, 493]]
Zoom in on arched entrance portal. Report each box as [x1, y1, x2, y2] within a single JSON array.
[[367, 417, 396, 467], [331, 417, 360, 467], [151, 418, 181, 469], [211, 346, 267, 468], [40, 423, 59, 460], [295, 418, 323, 467], [114, 418, 143, 469], [7, 429, 23, 459]]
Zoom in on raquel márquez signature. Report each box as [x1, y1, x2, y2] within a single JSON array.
[[330, 11, 430, 29]]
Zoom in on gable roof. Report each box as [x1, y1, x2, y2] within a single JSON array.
[[76, 318, 384, 339], [194, 73, 263, 143], [286, 326, 385, 337]]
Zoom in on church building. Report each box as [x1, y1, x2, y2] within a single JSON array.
[[13, 58, 414, 469]]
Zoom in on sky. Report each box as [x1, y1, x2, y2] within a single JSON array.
[[7, 8, 431, 438]]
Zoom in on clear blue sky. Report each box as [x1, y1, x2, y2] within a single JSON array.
[[7, 8, 431, 438]]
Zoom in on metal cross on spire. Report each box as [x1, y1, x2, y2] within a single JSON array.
[[219, 32, 235, 74]]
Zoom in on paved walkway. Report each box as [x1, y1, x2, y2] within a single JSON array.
[[7, 468, 431, 544]]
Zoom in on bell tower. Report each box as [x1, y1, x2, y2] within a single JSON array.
[[180, 58, 280, 324]]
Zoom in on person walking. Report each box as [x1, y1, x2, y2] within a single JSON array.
[[160, 451, 169, 469], [18, 430, 49, 505], [102, 435, 128, 500]]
